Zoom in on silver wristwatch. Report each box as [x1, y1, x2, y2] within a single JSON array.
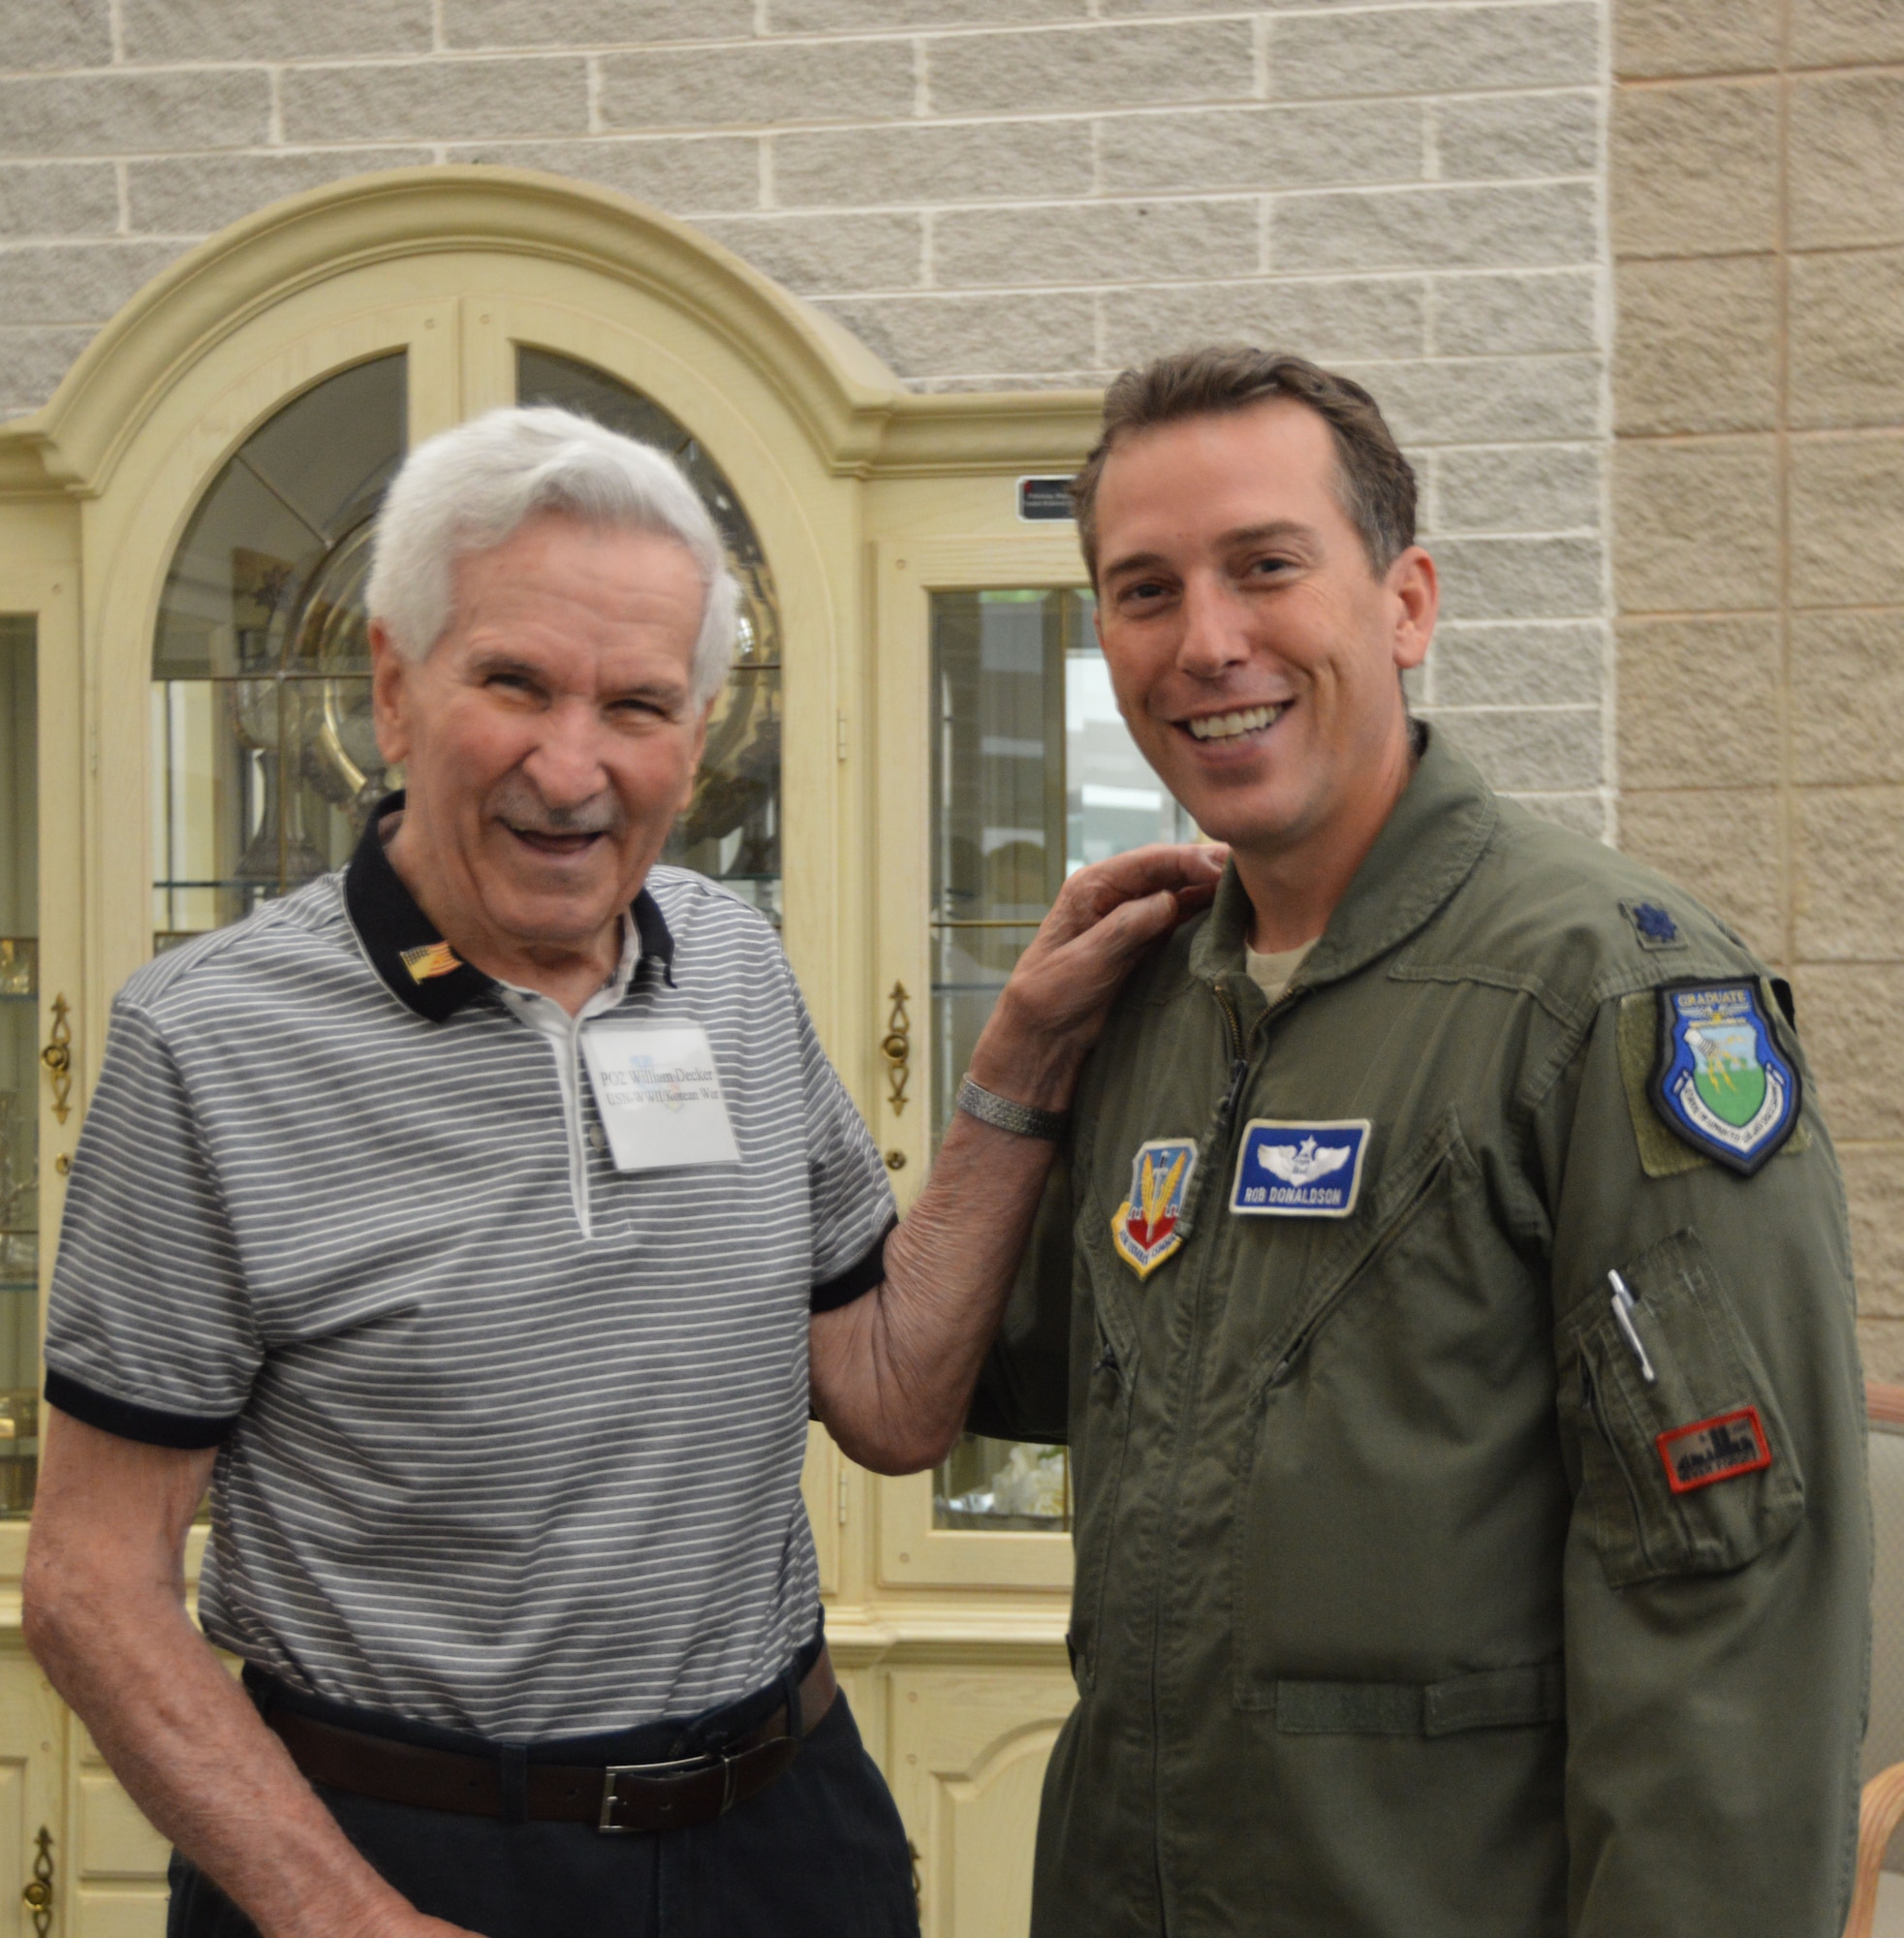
[[955, 1076, 1069, 1141]]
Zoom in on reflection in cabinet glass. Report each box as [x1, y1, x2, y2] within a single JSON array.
[[928, 590, 1193, 1533], [0, 617, 35, 1515], [151, 354, 408, 947], [516, 349, 784, 925]]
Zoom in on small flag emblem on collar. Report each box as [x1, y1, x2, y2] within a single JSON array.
[[399, 940, 463, 984]]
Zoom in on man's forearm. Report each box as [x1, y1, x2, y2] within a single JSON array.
[[29, 1576, 418, 1938], [814, 1102, 1060, 1472]]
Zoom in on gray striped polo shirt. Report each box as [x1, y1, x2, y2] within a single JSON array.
[[45, 806, 894, 1740]]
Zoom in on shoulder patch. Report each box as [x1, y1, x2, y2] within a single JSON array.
[[1649, 982, 1800, 1175], [1621, 899, 1685, 951]]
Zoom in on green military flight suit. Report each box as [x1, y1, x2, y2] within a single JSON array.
[[972, 727, 1868, 1938]]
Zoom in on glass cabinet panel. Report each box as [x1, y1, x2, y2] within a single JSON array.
[[516, 348, 784, 925], [928, 588, 1193, 1533], [151, 354, 407, 947], [0, 616, 36, 1515]]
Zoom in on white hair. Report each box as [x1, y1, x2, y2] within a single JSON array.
[[365, 405, 739, 705]]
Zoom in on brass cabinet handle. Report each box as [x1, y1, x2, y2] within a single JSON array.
[[880, 984, 911, 1116], [41, 994, 72, 1125], [22, 1825, 51, 1935]]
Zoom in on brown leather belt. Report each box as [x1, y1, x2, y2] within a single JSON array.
[[264, 1647, 836, 1834]]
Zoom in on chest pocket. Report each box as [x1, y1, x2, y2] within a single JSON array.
[[1562, 1227, 1805, 1588]]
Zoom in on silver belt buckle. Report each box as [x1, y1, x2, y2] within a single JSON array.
[[598, 1751, 728, 1833]]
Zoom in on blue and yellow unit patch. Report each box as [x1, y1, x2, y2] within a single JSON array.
[[1650, 982, 1799, 1175], [1110, 1139, 1198, 1279]]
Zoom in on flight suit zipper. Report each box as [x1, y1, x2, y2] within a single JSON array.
[[1146, 979, 1257, 1927]]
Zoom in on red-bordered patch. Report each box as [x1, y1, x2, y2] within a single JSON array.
[[1655, 1406, 1772, 1494]]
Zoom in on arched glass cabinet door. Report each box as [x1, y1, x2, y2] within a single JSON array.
[[151, 348, 785, 948]]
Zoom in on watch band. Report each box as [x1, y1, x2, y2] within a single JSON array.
[[955, 1076, 1069, 1141]]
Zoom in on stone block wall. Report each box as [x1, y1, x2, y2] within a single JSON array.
[[0, 0, 1611, 834], [1611, 0, 1904, 1366]]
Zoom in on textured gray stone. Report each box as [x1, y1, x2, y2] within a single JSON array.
[[448, 138, 760, 213], [1611, 79, 1778, 258], [1795, 785, 1904, 961], [600, 41, 915, 132], [121, 0, 430, 61], [0, 71, 271, 158], [446, 0, 754, 47], [926, 20, 1254, 118], [1614, 256, 1778, 435], [1790, 74, 1904, 251], [1428, 621, 1605, 707], [933, 199, 1259, 291], [1789, 248, 1904, 432], [1505, 791, 1606, 838], [1621, 787, 1782, 959], [811, 291, 1097, 379], [0, 162, 118, 238], [6, 0, 110, 70], [1434, 90, 1598, 182], [1098, 103, 1424, 196], [694, 212, 922, 293], [1433, 445, 1601, 534], [1273, 181, 1596, 273], [1612, 438, 1780, 613], [773, 0, 1078, 25], [128, 149, 434, 235], [0, 239, 190, 326], [773, 120, 1090, 208], [1615, 0, 1780, 78], [1101, 275, 1425, 364], [282, 59, 589, 145], [1790, 0, 1904, 67], [1339, 355, 1600, 446], [0, 326, 92, 419], [1426, 704, 1602, 791], [1432, 535, 1604, 620], [1268, 3, 1599, 100], [1430, 269, 1598, 356]]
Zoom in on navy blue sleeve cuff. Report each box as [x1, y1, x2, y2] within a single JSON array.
[[45, 1369, 238, 1450], [810, 1216, 895, 1314]]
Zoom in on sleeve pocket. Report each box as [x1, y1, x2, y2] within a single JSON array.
[[1565, 1227, 1805, 1589]]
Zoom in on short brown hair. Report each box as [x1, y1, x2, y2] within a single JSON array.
[[1071, 346, 1417, 583]]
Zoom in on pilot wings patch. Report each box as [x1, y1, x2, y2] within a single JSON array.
[[1231, 1119, 1371, 1218]]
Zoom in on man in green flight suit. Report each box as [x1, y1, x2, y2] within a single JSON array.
[[966, 348, 1869, 1936]]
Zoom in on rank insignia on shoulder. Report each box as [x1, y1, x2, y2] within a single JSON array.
[[1110, 1139, 1198, 1279], [1621, 899, 1684, 950], [1230, 1119, 1370, 1218], [1657, 1406, 1772, 1493], [1650, 982, 1800, 1175]]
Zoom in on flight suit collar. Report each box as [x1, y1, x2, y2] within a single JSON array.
[[1188, 723, 1499, 1006]]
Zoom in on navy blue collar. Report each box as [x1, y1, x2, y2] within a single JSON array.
[[343, 792, 676, 1023]]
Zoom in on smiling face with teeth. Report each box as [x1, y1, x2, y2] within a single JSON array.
[[1091, 397, 1437, 950]]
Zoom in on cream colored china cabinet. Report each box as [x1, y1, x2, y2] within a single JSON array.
[[0, 169, 1187, 1936]]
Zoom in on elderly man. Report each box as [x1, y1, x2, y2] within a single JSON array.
[[969, 348, 1870, 1937], [22, 406, 1221, 1938]]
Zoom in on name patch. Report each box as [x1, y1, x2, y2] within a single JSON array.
[[1231, 1119, 1370, 1218], [579, 1022, 741, 1172], [1656, 1407, 1772, 1493]]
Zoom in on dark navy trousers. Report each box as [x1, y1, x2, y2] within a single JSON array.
[[166, 1691, 918, 1938]]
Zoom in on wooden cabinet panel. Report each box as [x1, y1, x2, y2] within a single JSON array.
[[886, 1667, 1077, 1938], [0, 1652, 65, 1938]]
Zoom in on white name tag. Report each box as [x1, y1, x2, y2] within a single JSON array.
[[579, 1022, 741, 1172]]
